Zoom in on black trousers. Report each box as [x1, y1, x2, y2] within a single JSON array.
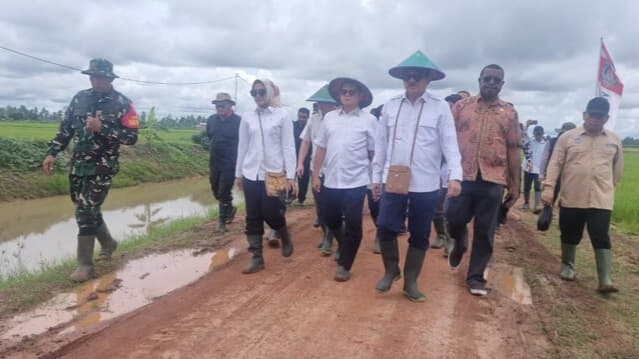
[[446, 179, 504, 287], [209, 167, 235, 204], [242, 177, 286, 236], [366, 188, 380, 226], [321, 186, 367, 270], [297, 158, 311, 204], [433, 187, 448, 235], [559, 207, 612, 249], [523, 171, 541, 200]]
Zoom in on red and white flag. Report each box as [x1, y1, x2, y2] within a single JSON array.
[[596, 38, 623, 130]]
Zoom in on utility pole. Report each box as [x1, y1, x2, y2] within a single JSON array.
[[234, 73, 238, 104]]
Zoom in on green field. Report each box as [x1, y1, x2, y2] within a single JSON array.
[[0, 120, 209, 201], [613, 150, 639, 233], [0, 120, 199, 144]]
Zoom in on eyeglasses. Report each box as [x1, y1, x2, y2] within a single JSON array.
[[401, 71, 428, 82], [340, 89, 358, 96], [250, 88, 267, 97], [480, 76, 503, 84]]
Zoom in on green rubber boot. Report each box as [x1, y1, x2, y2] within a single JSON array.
[[96, 223, 118, 261], [242, 235, 265, 274], [595, 249, 619, 293], [69, 235, 96, 282], [559, 243, 577, 281], [375, 239, 401, 293], [320, 226, 334, 256], [403, 247, 427, 302]]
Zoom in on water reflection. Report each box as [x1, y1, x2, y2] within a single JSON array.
[[0, 178, 240, 276], [1, 246, 238, 341]]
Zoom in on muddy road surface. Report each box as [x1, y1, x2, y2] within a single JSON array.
[[5, 208, 548, 358]]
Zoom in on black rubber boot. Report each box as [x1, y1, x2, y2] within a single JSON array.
[[333, 227, 344, 262], [375, 239, 401, 293], [372, 231, 381, 254], [403, 246, 427, 302], [277, 226, 294, 257], [225, 202, 237, 224], [96, 223, 118, 261], [216, 203, 227, 233], [69, 235, 96, 282], [242, 235, 265, 274], [320, 226, 334, 256]]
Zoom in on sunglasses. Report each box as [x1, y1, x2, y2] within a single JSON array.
[[401, 71, 428, 82], [340, 89, 359, 96], [250, 88, 267, 97], [481, 76, 503, 84]]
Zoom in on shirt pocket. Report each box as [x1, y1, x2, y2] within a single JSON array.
[[565, 145, 587, 164], [415, 119, 438, 148]]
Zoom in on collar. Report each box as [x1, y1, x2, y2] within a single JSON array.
[[476, 95, 506, 107], [256, 106, 274, 114], [401, 92, 430, 105], [339, 107, 362, 116], [579, 126, 608, 136]]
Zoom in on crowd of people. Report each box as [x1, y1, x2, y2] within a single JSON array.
[[42, 53, 625, 300]]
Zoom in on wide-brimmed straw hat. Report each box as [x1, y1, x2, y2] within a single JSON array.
[[211, 92, 236, 106], [328, 77, 373, 108], [306, 84, 337, 104]]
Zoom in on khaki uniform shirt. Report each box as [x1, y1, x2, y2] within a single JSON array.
[[542, 126, 623, 210]]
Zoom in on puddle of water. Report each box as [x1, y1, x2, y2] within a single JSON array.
[[0, 244, 239, 341], [489, 265, 533, 305], [0, 178, 242, 276]]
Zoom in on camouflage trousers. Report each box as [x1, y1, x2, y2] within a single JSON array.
[[69, 174, 113, 236]]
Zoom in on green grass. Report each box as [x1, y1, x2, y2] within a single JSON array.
[[0, 121, 209, 201], [613, 150, 639, 233]]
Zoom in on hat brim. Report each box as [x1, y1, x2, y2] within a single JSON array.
[[212, 99, 236, 106], [81, 70, 119, 78], [388, 66, 445, 81], [328, 77, 373, 109], [586, 110, 608, 116]]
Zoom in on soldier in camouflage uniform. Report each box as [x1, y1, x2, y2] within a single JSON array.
[[42, 58, 139, 282]]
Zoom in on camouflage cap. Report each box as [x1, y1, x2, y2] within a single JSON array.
[[81, 58, 119, 78]]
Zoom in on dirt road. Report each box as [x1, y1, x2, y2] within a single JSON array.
[[7, 208, 549, 358]]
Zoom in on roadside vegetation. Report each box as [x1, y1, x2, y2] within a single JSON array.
[[0, 120, 209, 201]]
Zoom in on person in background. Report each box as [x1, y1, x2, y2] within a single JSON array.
[[521, 124, 546, 213], [235, 79, 297, 274], [542, 97, 623, 293], [312, 77, 376, 282], [457, 90, 471, 99], [207, 92, 241, 233], [42, 58, 139, 282], [297, 84, 338, 256], [539, 121, 577, 204], [368, 104, 384, 254], [293, 107, 311, 205], [447, 64, 521, 296]]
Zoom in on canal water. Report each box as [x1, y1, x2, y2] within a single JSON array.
[[0, 177, 239, 277]]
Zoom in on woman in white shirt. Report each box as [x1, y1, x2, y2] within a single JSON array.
[[235, 79, 297, 274]]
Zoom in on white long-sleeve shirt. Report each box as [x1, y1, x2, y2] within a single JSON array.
[[235, 106, 296, 180], [299, 111, 324, 172], [314, 108, 377, 189], [372, 93, 462, 192]]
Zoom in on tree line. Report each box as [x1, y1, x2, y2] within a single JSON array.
[[0, 105, 206, 129]]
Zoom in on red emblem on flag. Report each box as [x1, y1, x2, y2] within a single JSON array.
[[121, 102, 140, 129], [598, 41, 624, 95]]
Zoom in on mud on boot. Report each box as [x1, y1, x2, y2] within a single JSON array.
[[559, 243, 577, 281], [595, 249, 619, 293], [320, 226, 334, 256], [70, 235, 96, 282]]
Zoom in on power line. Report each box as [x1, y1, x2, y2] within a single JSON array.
[[0, 45, 240, 86]]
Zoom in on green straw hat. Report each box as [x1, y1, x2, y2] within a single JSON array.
[[388, 50, 445, 81], [306, 84, 337, 104]]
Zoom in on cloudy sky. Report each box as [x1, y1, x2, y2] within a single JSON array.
[[1, 0, 638, 137]]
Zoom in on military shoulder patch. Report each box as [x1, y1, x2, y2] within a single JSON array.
[[121, 102, 140, 129]]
